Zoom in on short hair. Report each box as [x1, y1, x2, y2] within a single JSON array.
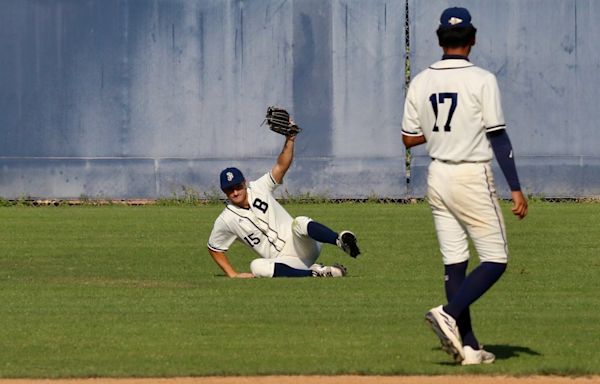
[[436, 25, 477, 48]]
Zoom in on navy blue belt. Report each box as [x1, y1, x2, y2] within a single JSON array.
[[431, 158, 489, 164]]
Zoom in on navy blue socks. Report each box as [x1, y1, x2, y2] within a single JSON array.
[[444, 261, 478, 349], [272, 221, 340, 277], [307, 221, 338, 245], [273, 263, 312, 277], [444, 262, 507, 320], [443, 261, 507, 349]]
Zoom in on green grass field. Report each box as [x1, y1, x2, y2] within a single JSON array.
[[0, 202, 598, 378]]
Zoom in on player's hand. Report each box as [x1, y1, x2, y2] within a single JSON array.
[[233, 272, 255, 279], [511, 190, 528, 220]]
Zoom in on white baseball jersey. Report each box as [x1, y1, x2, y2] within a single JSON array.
[[402, 58, 506, 162], [208, 172, 294, 259]]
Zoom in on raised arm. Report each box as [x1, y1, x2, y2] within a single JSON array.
[[270, 135, 296, 184], [208, 248, 254, 278]]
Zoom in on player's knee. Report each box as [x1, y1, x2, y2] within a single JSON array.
[[250, 258, 275, 278], [292, 216, 312, 236]]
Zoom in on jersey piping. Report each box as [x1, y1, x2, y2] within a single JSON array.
[[428, 64, 473, 70], [224, 205, 287, 253], [401, 128, 422, 136], [485, 124, 506, 132], [267, 172, 277, 185], [483, 165, 509, 257], [207, 243, 228, 252]]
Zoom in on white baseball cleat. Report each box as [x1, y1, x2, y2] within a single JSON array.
[[336, 231, 360, 258], [310, 263, 347, 277], [480, 348, 496, 364], [425, 305, 465, 361], [461, 345, 496, 365]]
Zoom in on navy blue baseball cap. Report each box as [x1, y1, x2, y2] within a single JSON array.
[[439, 7, 472, 28], [220, 167, 245, 190]]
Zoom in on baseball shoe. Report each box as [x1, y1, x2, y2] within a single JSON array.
[[336, 231, 360, 258], [481, 348, 496, 364], [425, 305, 465, 362], [461, 345, 496, 365], [310, 263, 347, 277]]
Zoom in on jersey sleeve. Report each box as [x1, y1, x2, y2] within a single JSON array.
[[402, 81, 424, 136], [482, 73, 507, 133], [207, 215, 237, 252], [249, 172, 279, 194]]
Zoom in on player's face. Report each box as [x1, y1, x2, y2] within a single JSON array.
[[223, 182, 248, 207]]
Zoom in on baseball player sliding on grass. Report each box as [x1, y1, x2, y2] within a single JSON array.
[[208, 108, 360, 278], [402, 7, 528, 365]]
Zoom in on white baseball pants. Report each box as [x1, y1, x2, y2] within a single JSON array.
[[250, 216, 322, 277], [427, 160, 509, 265]]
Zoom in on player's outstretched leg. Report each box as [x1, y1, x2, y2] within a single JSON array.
[[310, 263, 347, 277], [306, 221, 338, 243], [306, 221, 361, 258], [253, 261, 347, 278], [336, 231, 361, 258]]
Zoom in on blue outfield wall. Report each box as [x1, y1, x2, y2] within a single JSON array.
[[0, 0, 598, 199]]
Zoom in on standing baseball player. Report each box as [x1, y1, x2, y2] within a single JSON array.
[[207, 107, 360, 278], [401, 7, 528, 365]]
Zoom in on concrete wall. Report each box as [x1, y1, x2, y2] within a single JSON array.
[[0, 0, 598, 199]]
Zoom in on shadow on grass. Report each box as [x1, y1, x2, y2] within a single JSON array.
[[433, 344, 541, 365], [485, 344, 542, 360]]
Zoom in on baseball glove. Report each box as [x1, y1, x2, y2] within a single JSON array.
[[264, 106, 302, 136]]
